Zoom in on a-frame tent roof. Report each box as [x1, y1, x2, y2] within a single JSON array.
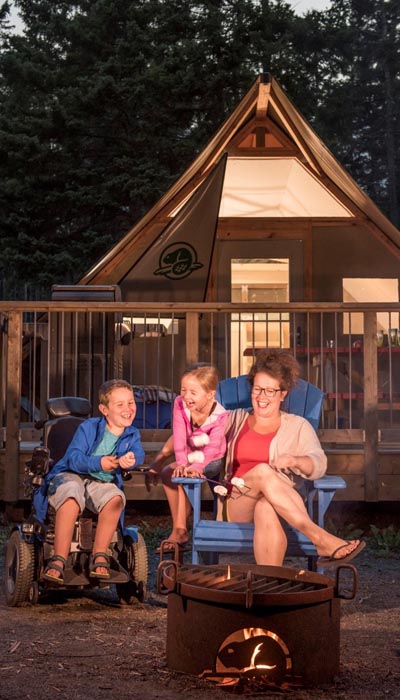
[[80, 73, 400, 287]]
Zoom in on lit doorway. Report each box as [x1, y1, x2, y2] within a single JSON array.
[[217, 240, 303, 375]]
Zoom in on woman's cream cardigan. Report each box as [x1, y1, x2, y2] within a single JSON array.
[[223, 409, 327, 482]]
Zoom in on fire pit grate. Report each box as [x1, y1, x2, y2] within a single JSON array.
[[157, 561, 346, 607]]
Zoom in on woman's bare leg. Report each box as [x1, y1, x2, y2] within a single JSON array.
[[234, 464, 361, 558], [227, 488, 287, 565], [253, 498, 287, 565]]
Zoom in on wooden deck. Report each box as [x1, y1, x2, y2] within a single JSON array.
[[1, 300, 400, 503]]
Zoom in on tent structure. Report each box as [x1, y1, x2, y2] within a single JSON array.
[[79, 73, 400, 303]]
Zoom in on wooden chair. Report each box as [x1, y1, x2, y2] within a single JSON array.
[[173, 376, 346, 569]]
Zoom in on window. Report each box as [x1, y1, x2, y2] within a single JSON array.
[[343, 279, 399, 334]]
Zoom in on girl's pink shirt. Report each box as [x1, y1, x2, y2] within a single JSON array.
[[173, 396, 228, 470]]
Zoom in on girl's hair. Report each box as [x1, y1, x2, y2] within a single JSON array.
[[98, 379, 133, 406], [182, 363, 220, 392], [247, 350, 301, 392]]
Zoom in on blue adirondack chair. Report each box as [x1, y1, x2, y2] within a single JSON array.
[[173, 375, 346, 569]]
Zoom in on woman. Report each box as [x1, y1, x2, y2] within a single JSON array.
[[222, 350, 365, 566]]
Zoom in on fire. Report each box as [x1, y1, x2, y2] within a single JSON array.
[[249, 642, 276, 671]]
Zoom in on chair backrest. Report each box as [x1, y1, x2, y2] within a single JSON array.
[[216, 376, 323, 431], [44, 397, 92, 464]]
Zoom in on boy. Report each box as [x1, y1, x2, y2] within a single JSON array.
[[34, 379, 144, 584]]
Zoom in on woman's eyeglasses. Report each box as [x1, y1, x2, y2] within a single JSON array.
[[251, 386, 281, 398]]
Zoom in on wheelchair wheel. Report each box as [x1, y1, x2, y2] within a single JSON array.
[[116, 532, 148, 605], [4, 530, 36, 606]]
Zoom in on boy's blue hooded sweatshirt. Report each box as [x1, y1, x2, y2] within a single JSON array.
[[33, 417, 145, 524]]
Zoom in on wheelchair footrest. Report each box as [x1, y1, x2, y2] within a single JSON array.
[[49, 557, 131, 587], [63, 568, 92, 586]]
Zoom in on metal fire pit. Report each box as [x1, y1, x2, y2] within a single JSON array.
[[157, 562, 357, 689]]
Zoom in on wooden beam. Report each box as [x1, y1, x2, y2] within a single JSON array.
[[256, 81, 270, 119], [227, 115, 300, 157], [268, 95, 321, 175], [186, 312, 199, 365], [319, 428, 365, 444], [4, 312, 22, 502], [303, 224, 313, 301], [218, 218, 311, 238], [363, 219, 400, 263], [363, 311, 379, 501]]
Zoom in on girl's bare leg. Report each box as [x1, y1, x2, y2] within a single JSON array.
[[161, 464, 191, 544]]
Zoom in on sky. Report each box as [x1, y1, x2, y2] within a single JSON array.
[[290, 0, 331, 12], [8, 1, 332, 31]]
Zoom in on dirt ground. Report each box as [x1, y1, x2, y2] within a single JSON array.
[[0, 510, 399, 700]]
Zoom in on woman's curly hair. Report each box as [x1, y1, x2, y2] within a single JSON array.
[[247, 350, 301, 392]]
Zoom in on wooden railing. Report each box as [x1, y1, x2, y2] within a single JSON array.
[[1, 300, 400, 503]]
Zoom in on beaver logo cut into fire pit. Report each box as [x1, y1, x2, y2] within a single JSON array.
[[202, 627, 301, 690]]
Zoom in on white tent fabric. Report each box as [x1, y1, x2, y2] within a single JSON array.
[[219, 158, 352, 218]]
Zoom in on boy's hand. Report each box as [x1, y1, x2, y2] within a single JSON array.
[[101, 455, 119, 472], [119, 451, 136, 470]]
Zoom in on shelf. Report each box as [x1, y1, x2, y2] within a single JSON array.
[[325, 392, 400, 408], [243, 346, 400, 356]]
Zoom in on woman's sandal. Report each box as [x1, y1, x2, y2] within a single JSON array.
[[89, 552, 111, 580], [43, 555, 67, 585], [318, 540, 366, 567]]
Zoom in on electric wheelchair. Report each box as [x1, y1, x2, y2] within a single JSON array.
[[3, 396, 148, 606]]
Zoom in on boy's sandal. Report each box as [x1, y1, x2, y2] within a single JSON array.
[[43, 555, 67, 585], [89, 552, 111, 580]]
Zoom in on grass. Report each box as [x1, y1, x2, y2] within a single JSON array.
[[0, 525, 10, 547], [367, 524, 400, 556], [138, 519, 171, 550], [325, 518, 365, 541], [326, 517, 400, 557]]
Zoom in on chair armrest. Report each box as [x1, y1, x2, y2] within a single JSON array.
[[309, 475, 347, 527], [313, 475, 346, 490], [172, 477, 204, 526]]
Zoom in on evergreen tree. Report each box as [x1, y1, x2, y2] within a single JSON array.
[[0, 1, 200, 291], [299, 0, 400, 226], [0, 0, 398, 296]]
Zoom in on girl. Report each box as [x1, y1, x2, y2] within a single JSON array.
[[147, 363, 228, 548]]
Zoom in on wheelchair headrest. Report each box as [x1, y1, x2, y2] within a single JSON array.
[[46, 397, 92, 419]]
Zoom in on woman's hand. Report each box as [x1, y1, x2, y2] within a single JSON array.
[[118, 451, 136, 470], [272, 454, 313, 477]]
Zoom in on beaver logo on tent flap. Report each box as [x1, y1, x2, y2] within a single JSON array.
[[154, 243, 203, 280]]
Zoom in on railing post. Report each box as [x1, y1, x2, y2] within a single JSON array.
[[363, 311, 379, 501], [186, 312, 199, 365], [4, 311, 22, 502]]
